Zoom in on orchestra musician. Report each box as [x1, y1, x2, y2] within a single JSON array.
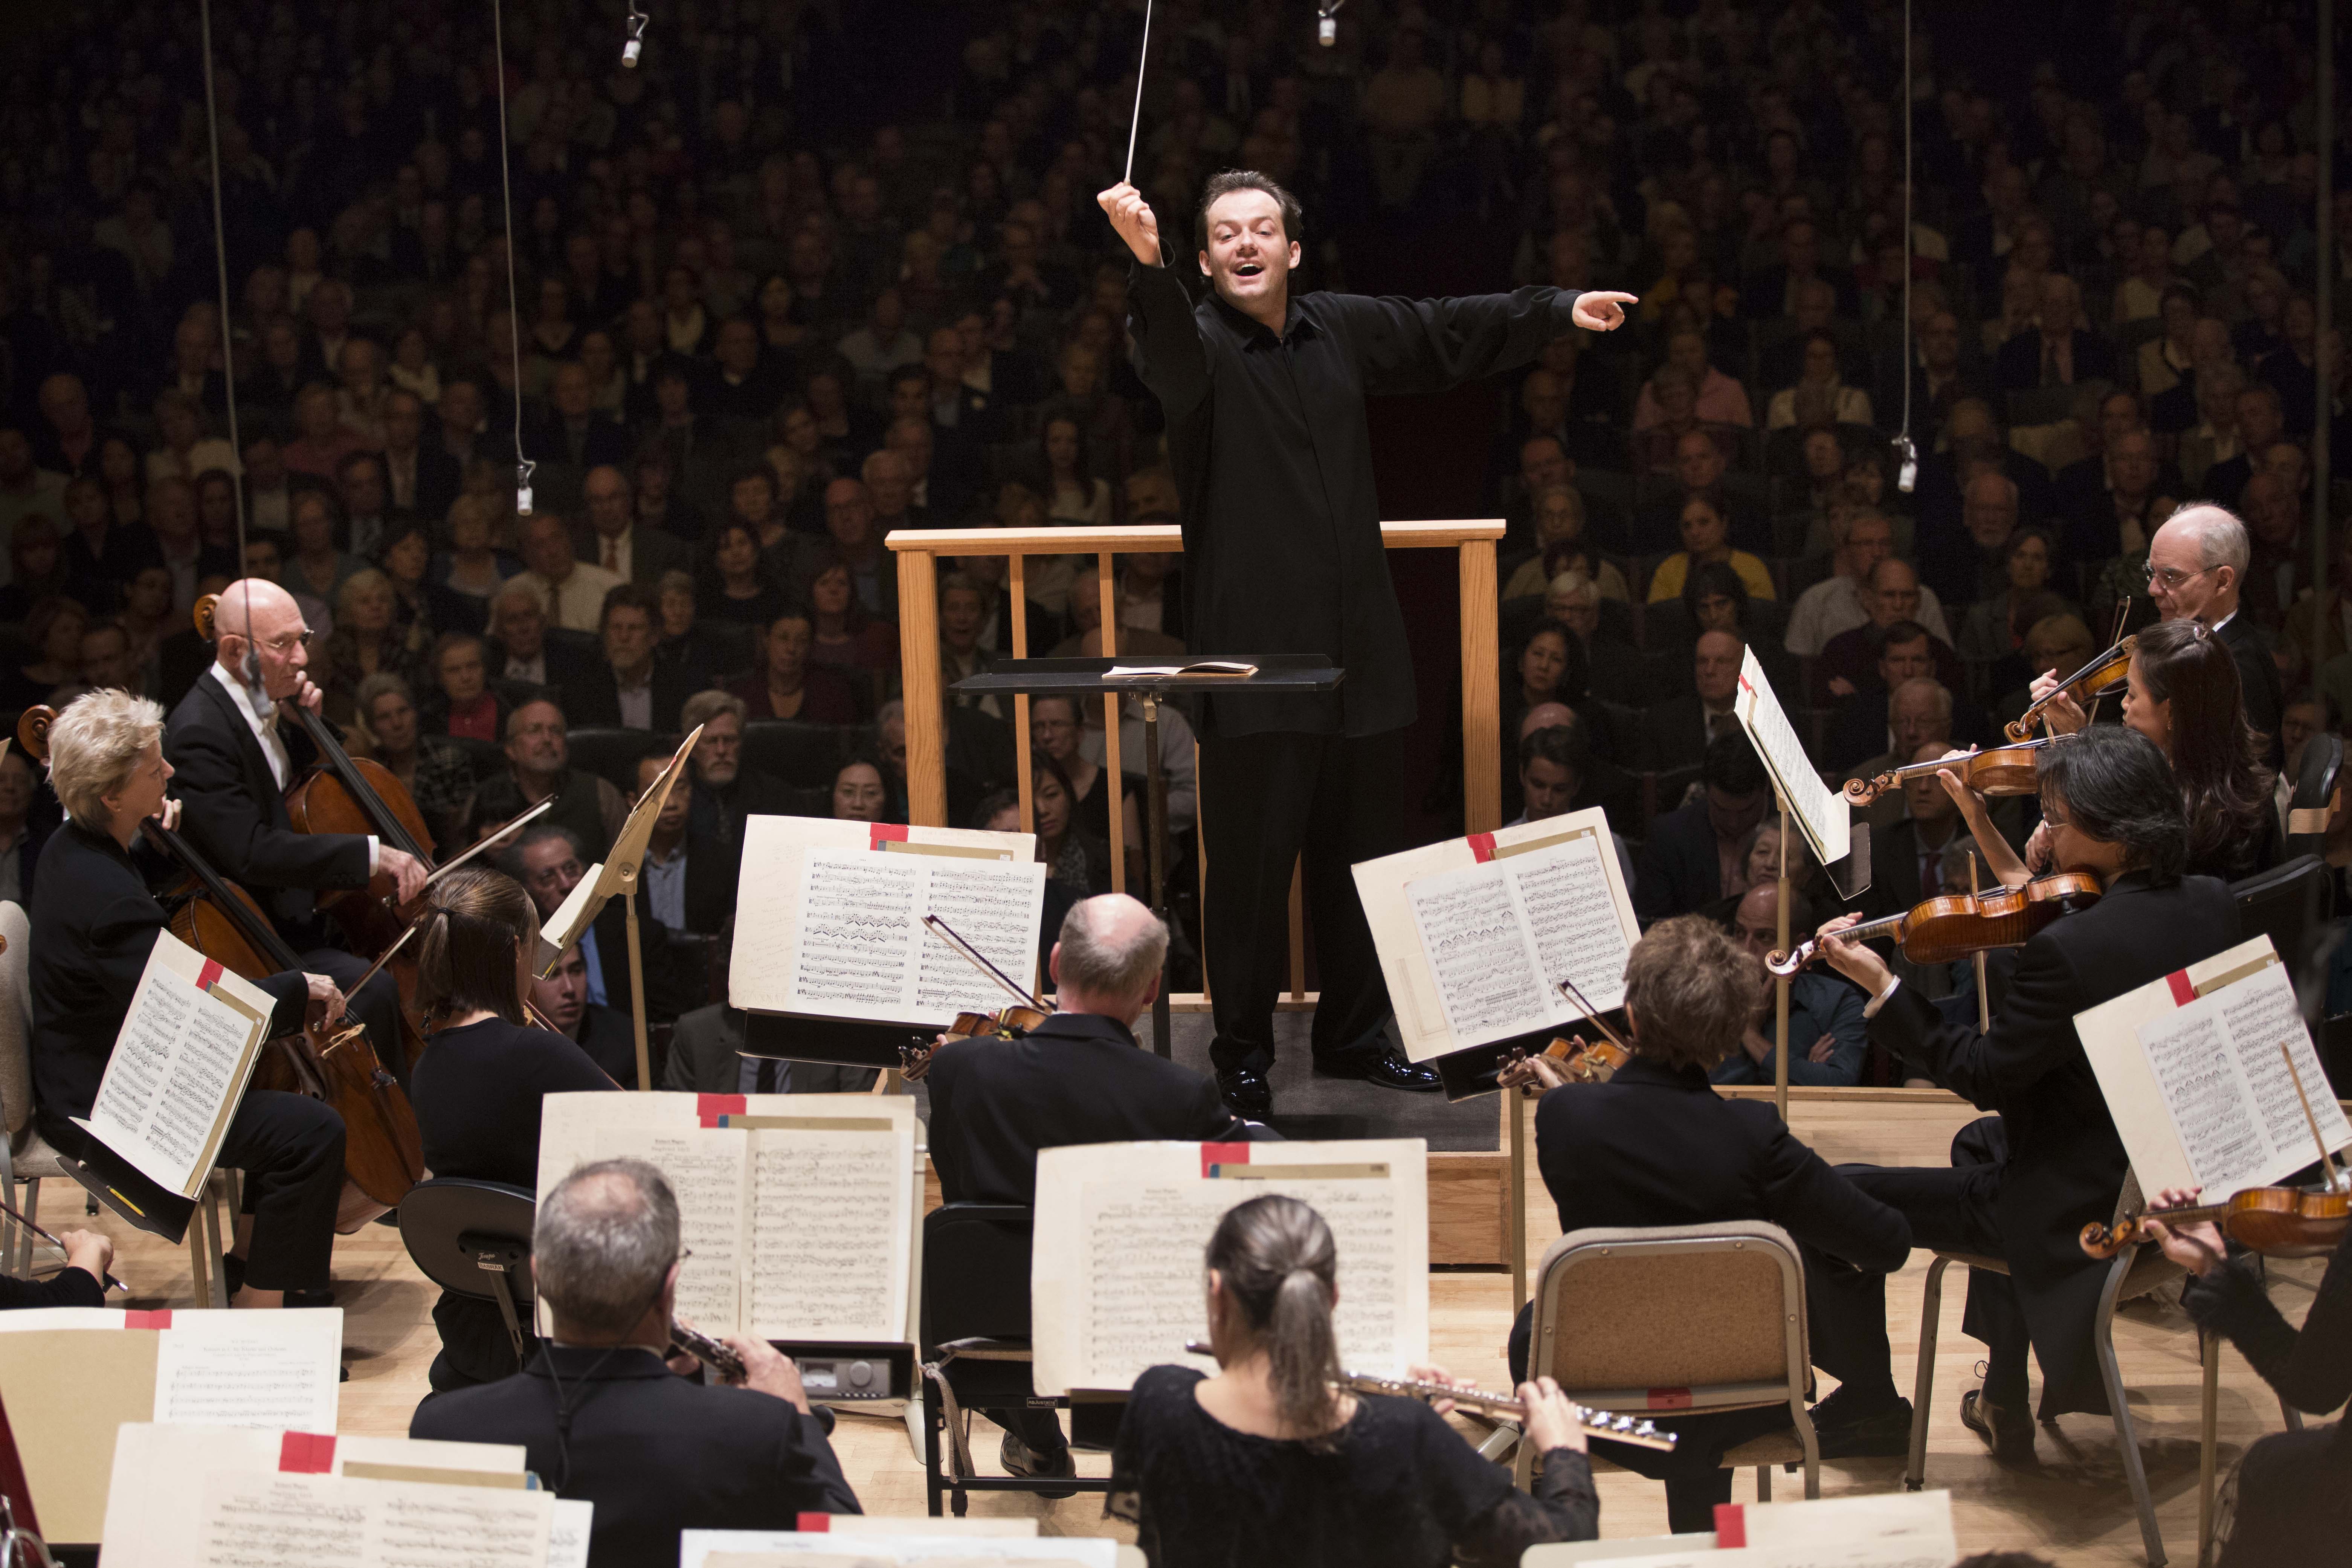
[[2144, 504, 2285, 767], [1096, 171, 1633, 1119], [924, 891, 1248, 1491], [0, 1228, 111, 1309], [403, 866, 618, 1392], [411, 1158, 860, 1565], [27, 689, 350, 1309], [1110, 1194, 1598, 1566], [160, 577, 416, 1080], [1809, 725, 2241, 1458], [1499, 916, 1910, 1527], [2002, 615, 2279, 883]]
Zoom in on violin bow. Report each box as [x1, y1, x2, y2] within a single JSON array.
[[1554, 973, 1632, 1056], [2083, 595, 2131, 730], [920, 914, 1042, 1009], [2279, 1040, 2347, 1194], [0, 1194, 123, 1291]]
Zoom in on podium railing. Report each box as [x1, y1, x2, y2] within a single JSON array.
[[888, 522, 1505, 979]]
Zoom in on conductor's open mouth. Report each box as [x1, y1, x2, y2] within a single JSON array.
[[1234, 262, 1263, 276]]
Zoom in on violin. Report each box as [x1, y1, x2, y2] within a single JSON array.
[[898, 915, 1049, 1082], [1842, 737, 2064, 807], [1766, 872, 2105, 977], [194, 592, 437, 1076], [2081, 1184, 2350, 1260], [2006, 637, 2134, 742], [1500, 973, 1633, 1089], [18, 706, 424, 1219]]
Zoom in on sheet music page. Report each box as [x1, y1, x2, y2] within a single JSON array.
[[2211, 963, 2352, 1162], [546, 1499, 595, 1568], [1506, 832, 1632, 1017], [1032, 1141, 1427, 1394], [152, 1309, 343, 1431], [191, 1470, 553, 1568], [913, 859, 1047, 1016], [589, 1125, 751, 1335], [84, 931, 272, 1197], [1733, 647, 1850, 866], [2138, 1001, 2272, 1192], [681, 1534, 1117, 1568], [790, 848, 925, 1016], [1403, 862, 1553, 1044], [746, 1122, 908, 1340]]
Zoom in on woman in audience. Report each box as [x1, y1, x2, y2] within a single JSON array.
[[1112, 1194, 1596, 1566], [1038, 414, 1112, 528], [319, 569, 426, 725], [702, 519, 790, 629], [755, 272, 812, 361], [353, 672, 475, 847], [0, 595, 88, 710], [1501, 486, 1628, 603], [830, 758, 888, 823], [1031, 693, 1140, 850], [1033, 754, 1113, 898], [2136, 285, 2202, 400], [1956, 527, 2077, 680], [430, 493, 516, 633], [1501, 619, 1586, 748], [1968, 617, 2279, 883], [733, 609, 861, 722], [405, 864, 618, 1392], [97, 434, 145, 531], [1766, 330, 1873, 429], [287, 488, 363, 606], [117, 564, 174, 695], [60, 473, 143, 613], [423, 632, 507, 744], [1645, 494, 1774, 603], [379, 521, 441, 643], [806, 555, 900, 699], [1633, 328, 1753, 431], [0, 517, 70, 625]]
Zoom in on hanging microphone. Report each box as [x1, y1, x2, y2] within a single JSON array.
[[1317, 0, 1345, 46], [622, 8, 648, 67], [517, 459, 537, 516], [1893, 434, 1917, 494]]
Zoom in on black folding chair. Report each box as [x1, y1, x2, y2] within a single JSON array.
[[398, 1177, 537, 1366], [918, 1203, 1116, 1517]]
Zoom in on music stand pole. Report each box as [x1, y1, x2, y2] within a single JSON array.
[[1775, 798, 1790, 1121], [621, 866, 652, 1093], [1144, 692, 1172, 1057]]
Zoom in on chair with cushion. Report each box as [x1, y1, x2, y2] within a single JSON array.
[[918, 1203, 1115, 1517], [1516, 1221, 1821, 1504], [2230, 855, 2335, 1028], [398, 1177, 538, 1368], [564, 727, 674, 793], [741, 721, 861, 790]]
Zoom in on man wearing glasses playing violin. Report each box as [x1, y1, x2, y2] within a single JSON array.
[[1806, 725, 2241, 1462], [162, 577, 420, 1087], [2131, 505, 2281, 768]]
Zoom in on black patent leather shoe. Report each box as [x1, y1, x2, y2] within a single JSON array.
[[1960, 1388, 2035, 1461], [1217, 1067, 1272, 1118], [1314, 1047, 1442, 1092]]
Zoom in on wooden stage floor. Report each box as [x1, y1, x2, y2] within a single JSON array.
[[50, 1094, 2326, 1565]]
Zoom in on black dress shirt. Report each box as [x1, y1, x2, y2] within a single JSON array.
[[1126, 265, 1586, 737]]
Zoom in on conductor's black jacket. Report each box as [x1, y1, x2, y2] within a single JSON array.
[[1126, 263, 1587, 737]]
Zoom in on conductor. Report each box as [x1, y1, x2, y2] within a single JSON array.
[[1099, 173, 1633, 1117]]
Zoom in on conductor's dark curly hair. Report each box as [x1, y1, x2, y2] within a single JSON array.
[[1194, 170, 1303, 253]]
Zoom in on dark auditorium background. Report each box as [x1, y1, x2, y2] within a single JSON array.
[[0, 0, 2344, 1006]]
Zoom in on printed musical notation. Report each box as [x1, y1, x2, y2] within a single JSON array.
[[749, 1129, 902, 1340], [591, 1127, 748, 1333], [1402, 832, 1633, 1050], [2134, 960, 2352, 1194], [85, 932, 271, 1197], [153, 1315, 342, 1432], [786, 848, 1044, 1026], [793, 853, 922, 1011], [192, 1472, 552, 1568]]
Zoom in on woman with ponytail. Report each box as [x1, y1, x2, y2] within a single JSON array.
[[405, 864, 620, 1394], [1108, 1194, 1597, 1566]]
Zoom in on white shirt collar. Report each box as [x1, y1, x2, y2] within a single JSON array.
[[209, 661, 291, 789]]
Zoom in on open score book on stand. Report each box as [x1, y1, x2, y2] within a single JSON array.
[[1354, 808, 1641, 1061], [727, 816, 1047, 1026], [535, 1091, 917, 1342]]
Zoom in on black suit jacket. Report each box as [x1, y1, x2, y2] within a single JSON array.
[[491, 630, 604, 704], [561, 661, 698, 734], [926, 1011, 1243, 1205], [2214, 611, 2284, 770], [568, 522, 692, 589], [658, 1003, 879, 1094], [164, 673, 374, 941], [410, 1345, 860, 1566], [572, 1002, 642, 1089], [1634, 695, 1728, 774], [1995, 329, 2119, 392], [28, 821, 308, 1122], [1536, 1055, 1909, 1266], [1868, 870, 2240, 1415], [1633, 798, 1728, 926]]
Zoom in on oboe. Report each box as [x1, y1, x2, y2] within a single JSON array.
[[671, 1320, 746, 1383], [1182, 1343, 1677, 1450]]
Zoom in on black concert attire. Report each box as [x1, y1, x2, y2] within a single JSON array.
[[27, 820, 337, 1292], [1126, 260, 1589, 1081], [1812, 872, 2241, 1423], [161, 667, 409, 1085], [408, 1015, 618, 1390], [2212, 610, 2284, 771], [411, 1344, 860, 1568], [926, 1008, 1245, 1455], [1109, 1364, 1598, 1568], [2186, 1225, 2352, 1565], [1516, 1055, 1910, 1530], [0, 1264, 106, 1310]]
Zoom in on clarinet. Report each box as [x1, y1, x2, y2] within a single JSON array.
[[1182, 1343, 1677, 1450], [670, 1320, 746, 1383]]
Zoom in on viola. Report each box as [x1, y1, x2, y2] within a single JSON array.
[[899, 1003, 1050, 1082], [1842, 737, 2063, 807], [1766, 872, 2105, 977], [192, 593, 437, 1076], [2006, 637, 2134, 742], [17, 706, 424, 1218], [2081, 1184, 2350, 1260]]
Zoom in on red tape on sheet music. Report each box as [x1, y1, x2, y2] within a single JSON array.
[[795, 1513, 832, 1532], [869, 823, 910, 848], [1467, 833, 1498, 864], [1202, 1142, 1250, 1177], [126, 1309, 171, 1330], [196, 959, 223, 992], [1713, 1502, 1746, 1546], [697, 1093, 747, 1127], [278, 1432, 336, 1474], [1645, 1387, 1692, 1409], [2166, 969, 2196, 1006]]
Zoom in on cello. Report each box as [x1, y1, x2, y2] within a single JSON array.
[[17, 706, 424, 1220], [192, 592, 437, 1075]]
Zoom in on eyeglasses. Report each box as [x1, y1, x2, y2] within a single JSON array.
[[255, 628, 311, 655], [2142, 560, 2211, 592]]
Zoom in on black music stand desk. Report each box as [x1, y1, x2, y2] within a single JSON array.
[[948, 655, 1345, 1057]]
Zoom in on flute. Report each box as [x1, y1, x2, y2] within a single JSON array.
[[1182, 1343, 1676, 1450]]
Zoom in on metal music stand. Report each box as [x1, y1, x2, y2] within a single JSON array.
[[948, 655, 1346, 1057]]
